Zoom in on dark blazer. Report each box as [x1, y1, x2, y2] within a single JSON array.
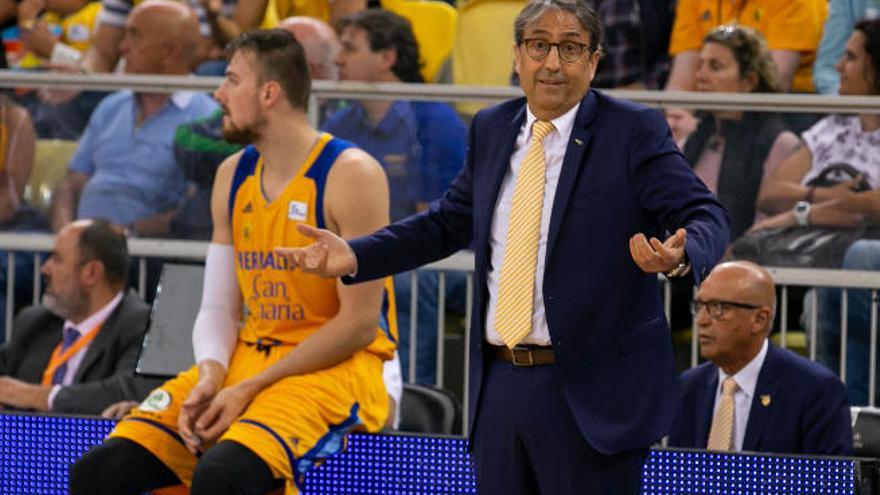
[[347, 89, 729, 454], [0, 290, 162, 414], [669, 343, 854, 455]]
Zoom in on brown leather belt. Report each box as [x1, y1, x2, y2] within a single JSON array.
[[491, 345, 555, 366]]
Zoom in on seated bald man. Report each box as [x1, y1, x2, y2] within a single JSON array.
[[669, 261, 853, 455]]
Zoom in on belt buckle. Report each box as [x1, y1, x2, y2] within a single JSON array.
[[510, 347, 535, 367]]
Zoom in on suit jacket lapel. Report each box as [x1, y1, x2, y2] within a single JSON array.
[[546, 91, 598, 258], [696, 367, 719, 448], [73, 294, 126, 383], [742, 344, 782, 451], [476, 103, 526, 253]]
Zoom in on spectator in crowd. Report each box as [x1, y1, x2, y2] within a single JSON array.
[[666, 0, 827, 93], [50, 0, 218, 237], [682, 25, 800, 241], [816, 240, 880, 405], [664, 0, 828, 145], [15, 0, 101, 68], [0, 93, 39, 343], [814, 0, 880, 94], [206, 0, 365, 48], [76, 0, 226, 74], [12, 0, 109, 139], [0, 218, 161, 414], [279, 15, 339, 81], [669, 261, 853, 455], [585, 0, 675, 89], [753, 19, 880, 230], [324, 8, 467, 385]]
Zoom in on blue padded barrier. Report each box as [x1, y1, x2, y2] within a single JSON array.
[[0, 412, 873, 494]]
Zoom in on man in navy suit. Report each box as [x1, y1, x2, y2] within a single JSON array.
[[277, 0, 728, 492], [669, 261, 853, 455]]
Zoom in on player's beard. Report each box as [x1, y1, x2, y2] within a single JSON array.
[[222, 114, 266, 145]]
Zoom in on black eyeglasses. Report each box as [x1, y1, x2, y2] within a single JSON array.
[[520, 38, 590, 63], [691, 299, 762, 319]]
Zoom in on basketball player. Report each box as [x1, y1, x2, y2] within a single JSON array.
[[70, 29, 397, 495]]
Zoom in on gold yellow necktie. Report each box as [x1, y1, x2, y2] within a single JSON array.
[[706, 377, 738, 451], [495, 120, 556, 349]]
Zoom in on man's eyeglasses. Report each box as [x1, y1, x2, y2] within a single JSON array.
[[520, 38, 590, 63], [691, 299, 762, 319]]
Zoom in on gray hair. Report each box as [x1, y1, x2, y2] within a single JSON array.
[[513, 0, 604, 55]]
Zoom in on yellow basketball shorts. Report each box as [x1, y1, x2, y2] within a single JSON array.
[[110, 340, 389, 494]]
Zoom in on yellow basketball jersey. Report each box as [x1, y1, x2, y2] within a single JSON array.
[[229, 133, 397, 359]]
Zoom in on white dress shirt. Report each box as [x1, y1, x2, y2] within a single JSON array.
[[484, 102, 581, 346], [712, 339, 769, 451], [48, 291, 124, 409]]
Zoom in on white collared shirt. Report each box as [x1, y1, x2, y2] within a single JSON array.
[[484, 102, 581, 346], [48, 291, 125, 409], [712, 339, 769, 451], [169, 91, 195, 109]]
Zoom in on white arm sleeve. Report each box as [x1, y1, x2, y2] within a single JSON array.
[[192, 243, 241, 369]]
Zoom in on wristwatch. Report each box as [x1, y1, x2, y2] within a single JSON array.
[[793, 201, 811, 226], [665, 253, 692, 278]]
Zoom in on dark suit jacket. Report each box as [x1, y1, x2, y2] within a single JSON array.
[[0, 290, 162, 414], [669, 343, 854, 455], [347, 89, 729, 454]]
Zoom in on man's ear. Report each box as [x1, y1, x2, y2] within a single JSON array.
[[261, 81, 282, 107], [380, 47, 397, 73], [513, 43, 522, 79], [752, 307, 771, 336], [79, 260, 105, 289]]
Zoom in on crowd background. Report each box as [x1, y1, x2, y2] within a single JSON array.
[[2, 0, 880, 406]]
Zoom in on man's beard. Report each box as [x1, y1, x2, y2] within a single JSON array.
[[222, 116, 263, 145], [42, 288, 88, 321]]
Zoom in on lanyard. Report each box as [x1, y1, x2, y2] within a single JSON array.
[[41, 322, 103, 385]]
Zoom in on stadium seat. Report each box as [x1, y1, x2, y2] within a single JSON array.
[[23, 139, 77, 215], [852, 406, 880, 457], [382, 0, 457, 83], [452, 0, 526, 115], [398, 383, 461, 435]]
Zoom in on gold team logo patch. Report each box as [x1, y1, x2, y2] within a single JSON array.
[[139, 389, 172, 412]]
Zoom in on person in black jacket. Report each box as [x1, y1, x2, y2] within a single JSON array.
[[682, 25, 800, 242], [0, 218, 160, 414]]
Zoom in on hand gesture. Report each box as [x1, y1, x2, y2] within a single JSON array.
[[101, 400, 139, 419], [20, 21, 57, 60], [274, 223, 357, 278], [193, 382, 259, 448], [17, 0, 45, 24], [38, 63, 83, 105], [629, 228, 687, 274], [179, 375, 222, 454]]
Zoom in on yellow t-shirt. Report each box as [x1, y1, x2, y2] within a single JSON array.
[[272, 0, 331, 22], [668, 0, 828, 92], [229, 133, 397, 359]]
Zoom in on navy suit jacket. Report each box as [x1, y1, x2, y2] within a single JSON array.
[[669, 343, 854, 455], [348, 89, 729, 454]]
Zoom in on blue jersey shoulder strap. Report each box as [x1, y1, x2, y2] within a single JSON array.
[[227, 145, 260, 220], [304, 137, 355, 229]]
